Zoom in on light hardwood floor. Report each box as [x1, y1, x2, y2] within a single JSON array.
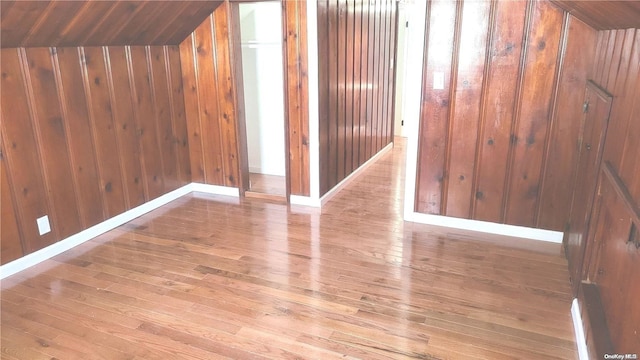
[[0, 138, 577, 359]]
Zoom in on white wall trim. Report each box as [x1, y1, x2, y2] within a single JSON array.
[[307, 0, 320, 201], [191, 183, 240, 197], [572, 298, 590, 360], [406, 212, 564, 243], [1, 183, 239, 280], [290, 195, 322, 207], [320, 142, 393, 206]]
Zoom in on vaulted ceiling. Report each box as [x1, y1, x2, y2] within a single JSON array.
[[550, 0, 640, 30], [0, 1, 224, 48]]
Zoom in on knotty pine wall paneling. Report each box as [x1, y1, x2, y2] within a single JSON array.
[[414, 0, 601, 231], [283, 0, 311, 197], [0, 45, 190, 265], [180, 3, 250, 193], [537, 16, 598, 230], [318, 0, 398, 196]]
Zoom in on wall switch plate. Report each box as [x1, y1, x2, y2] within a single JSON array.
[[433, 71, 445, 90], [37, 215, 51, 235]]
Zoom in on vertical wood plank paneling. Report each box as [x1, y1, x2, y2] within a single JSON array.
[[358, 0, 369, 166], [2, 43, 190, 264], [317, 0, 397, 196], [414, 0, 602, 231], [0, 49, 56, 253], [295, 0, 310, 196], [318, 0, 332, 195], [472, 0, 528, 222], [386, 0, 398, 144], [345, 0, 355, 174], [148, 46, 179, 191], [212, 4, 241, 188], [128, 46, 166, 199], [414, 0, 457, 214], [227, 3, 249, 193], [603, 29, 638, 174], [337, 0, 347, 181], [599, 31, 616, 86], [81, 47, 127, 217], [105, 47, 146, 208], [445, 1, 491, 219], [1, 142, 24, 265], [504, 1, 563, 227], [192, 16, 224, 185], [22, 47, 82, 238], [55, 47, 106, 227], [179, 34, 206, 183], [538, 16, 597, 231], [166, 45, 192, 184], [365, 0, 376, 161]]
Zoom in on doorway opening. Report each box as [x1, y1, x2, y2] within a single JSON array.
[[237, 1, 287, 201]]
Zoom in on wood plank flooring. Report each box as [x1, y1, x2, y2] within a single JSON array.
[[0, 137, 578, 359]]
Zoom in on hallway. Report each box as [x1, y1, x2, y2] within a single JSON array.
[[1, 138, 577, 359]]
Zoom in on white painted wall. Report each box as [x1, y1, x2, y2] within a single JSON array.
[[239, 2, 286, 176]]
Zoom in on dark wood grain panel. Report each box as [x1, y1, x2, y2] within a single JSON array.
[[471, 0, 528, 222], [55, 47, 105, 228], [538, 16, 598, 231], [81, 47, 127, 218], [0, 144, 24, 265], [148, 46, 179, 191], [193, 16, 225, 185], [283, 0, 310, 196], [105, 47, 146, 208], [317, 0, 398, 196], [1, 1, 223, 48], [603, 29, 639, 177], [0, 48, 57, 252], [166, 46, 192, 184], [345, 0, 355, 174], [318, 0, 332, 196], [415, 0, 457, 214], [551, 0, 640, 30], [445, 0, 491, 219], [22, 47, 82, 239], [366, 0, 378, 161], [179, 34, 206, 183], [212, 4, 241, 188], [386, 0, 398, 145], [505, 1, 563, 227], [128, 46, 167, 199], [336, 0, 347, 182]]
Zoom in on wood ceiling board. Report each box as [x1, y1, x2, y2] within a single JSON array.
[[0, 1, 225, 48], [21, 1, 87, 47], [551, 1, 640, 29], [0, 1, 51, 48]]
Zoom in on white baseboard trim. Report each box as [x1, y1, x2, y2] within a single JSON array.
[[290, 195, 322, 207], [572, 298, 590, 360], [320, 142, 393, 206], [1, 183, 239, 280], [191, 183, 240, 197], [405, 212, 564, 243], [288, 142, 394, 208]]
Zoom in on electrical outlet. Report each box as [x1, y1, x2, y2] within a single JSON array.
[[37, 215, 51, 235]]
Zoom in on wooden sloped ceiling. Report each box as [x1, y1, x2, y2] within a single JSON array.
[[0, 1, 224, 48], [550, 0, 640, 29]]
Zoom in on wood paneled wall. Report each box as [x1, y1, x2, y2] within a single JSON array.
[[0, 45, 190, 264], [179, 3, 248, 190], [284, 0, 311, 197], [593, 28, 640, 203], [317, 0, 398, 196], [414, 0, 598, 231]]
